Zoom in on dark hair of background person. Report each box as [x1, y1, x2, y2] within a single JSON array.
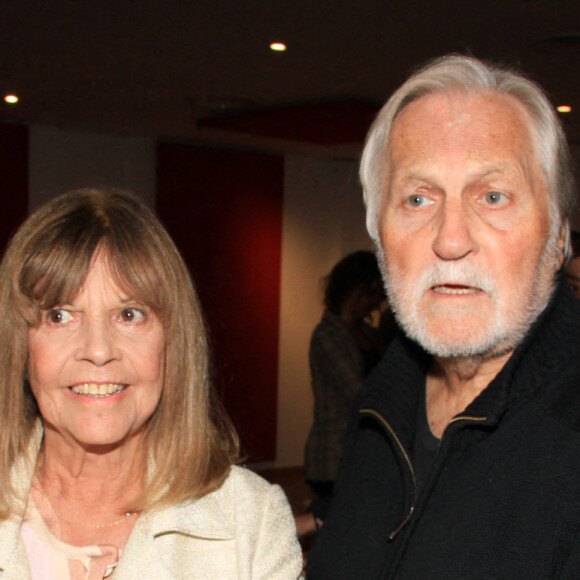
[[323, 250, 381, 314], [571, 230, 580, 259]]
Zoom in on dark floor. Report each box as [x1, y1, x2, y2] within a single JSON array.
[[256, 465, 315, 517]]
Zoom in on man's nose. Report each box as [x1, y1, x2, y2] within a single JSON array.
[[75, 319, 120, 366], [431, 200, 476, 260]]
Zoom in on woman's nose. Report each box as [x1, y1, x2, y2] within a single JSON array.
[[74, 318, 120, 366]]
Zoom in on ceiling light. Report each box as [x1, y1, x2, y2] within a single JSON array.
[[557, 105, 572, 113], [4, 94, 18, 104], [270, 42, 287, 52]]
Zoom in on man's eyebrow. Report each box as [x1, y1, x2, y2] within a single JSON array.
[[397, 165, 516, 183], [565, 273, 580, 283], [393, 172, 435, 184], [468, 165, 516, 180]]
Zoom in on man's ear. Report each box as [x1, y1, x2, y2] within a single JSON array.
[[558, 221, 570, 268]]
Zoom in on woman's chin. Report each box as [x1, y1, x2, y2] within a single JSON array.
[[44, 418, 142, 452]]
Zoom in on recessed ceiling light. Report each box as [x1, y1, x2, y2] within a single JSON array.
[[557, 105, 572, 113], [270, 42, 287, 52], [4, 94, 18, 104]]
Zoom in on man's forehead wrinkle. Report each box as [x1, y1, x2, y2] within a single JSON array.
[[386, 91, 546, 193], [397, 165, 512, 182], [389, 158, 530, 195]]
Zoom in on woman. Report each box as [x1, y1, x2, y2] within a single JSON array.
[[301, 251, 386, 535], [0, 188, 302, 579]]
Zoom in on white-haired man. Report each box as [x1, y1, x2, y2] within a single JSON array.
[[307, 55, 580, 579]]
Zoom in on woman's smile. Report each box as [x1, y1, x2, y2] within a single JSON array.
[[69, 382, 128, 397]]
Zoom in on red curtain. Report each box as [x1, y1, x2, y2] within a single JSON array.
[[0, 124, 28, 254], [156, 143, 284, 462]]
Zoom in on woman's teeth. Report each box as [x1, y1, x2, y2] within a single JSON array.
[[71, 383, 126, 397]]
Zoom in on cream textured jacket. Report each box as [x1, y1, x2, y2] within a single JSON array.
[[0, 426, 303, 579]]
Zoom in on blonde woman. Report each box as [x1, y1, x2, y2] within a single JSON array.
[[0, 188, 301, 579]]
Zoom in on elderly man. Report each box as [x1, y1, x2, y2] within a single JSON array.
[[307, 55, 580, 579]]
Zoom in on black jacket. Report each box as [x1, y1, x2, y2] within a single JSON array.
[[307, 278, 580, 579]]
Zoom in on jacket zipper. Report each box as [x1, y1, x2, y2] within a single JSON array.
[[437, 415, 488, 453], [359, 408, 488, 540], [446, 415, 488, 427], [359, 408, 417, 540]]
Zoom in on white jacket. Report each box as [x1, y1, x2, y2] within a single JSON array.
[[0, 427, 302, 579]]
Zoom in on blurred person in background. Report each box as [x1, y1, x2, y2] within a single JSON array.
[[298, 251, 385, 536], [565, 231, 580, 298]]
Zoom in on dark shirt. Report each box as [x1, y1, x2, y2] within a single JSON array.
[[413, 387, 439, 493]]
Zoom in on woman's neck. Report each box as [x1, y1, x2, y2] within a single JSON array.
[[37, 427, 147, 507], [33, 429, 146, 547]]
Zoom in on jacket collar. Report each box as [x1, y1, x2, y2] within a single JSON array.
[[357, 275, 580, 445], [0, 423, 237, 578], [145, 479, 235, 541], [114, 472, 237, 578], [357, 332, 428, 450], [0, 423, 41, 578], [474, 274, 580, 419]]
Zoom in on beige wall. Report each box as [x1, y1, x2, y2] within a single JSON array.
[[276, 155, 373, 466]]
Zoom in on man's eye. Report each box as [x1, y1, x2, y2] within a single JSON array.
[[407, 194, 431, 207], [119, 307, 146, 323], [46, 309, 72, 324], [483, 191, 507, 205]]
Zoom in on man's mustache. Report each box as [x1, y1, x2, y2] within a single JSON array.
[[386, 261, 498, 305]]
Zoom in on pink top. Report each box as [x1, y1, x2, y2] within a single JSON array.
[[21, 484, 120, 580]]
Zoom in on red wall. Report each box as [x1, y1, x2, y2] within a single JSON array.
[[0, 124, 28, 253], [156, 143, 284, 462]]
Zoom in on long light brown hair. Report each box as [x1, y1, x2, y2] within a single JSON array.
[[0, 188, 239, 518]]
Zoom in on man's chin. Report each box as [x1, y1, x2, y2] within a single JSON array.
[[420, 341, 499, 360], [403, 324, 507, 360]]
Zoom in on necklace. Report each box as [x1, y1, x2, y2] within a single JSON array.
[[32, 461, 139, 529], [51, 507, 137, 528]]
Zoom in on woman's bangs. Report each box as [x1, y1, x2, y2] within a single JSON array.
[[23, 238, 98, 312], [104, 241, 168, 320]]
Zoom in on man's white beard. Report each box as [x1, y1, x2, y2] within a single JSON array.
[[378, 233, 560, 360]]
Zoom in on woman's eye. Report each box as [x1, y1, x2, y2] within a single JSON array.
[[119, 307, 146, 323], [483, 191, 507, 205], [46, 309, 72, 324], [407, 194, 432, 208]]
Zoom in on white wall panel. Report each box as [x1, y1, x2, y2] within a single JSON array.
[[276, 155, 373, 466]]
